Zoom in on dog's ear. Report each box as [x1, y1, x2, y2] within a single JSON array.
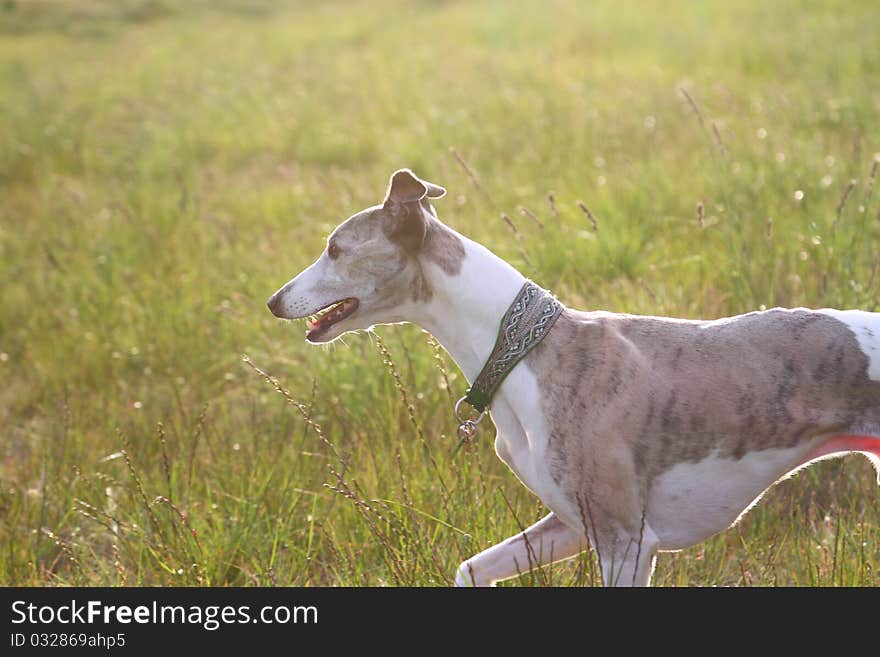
[[423, 179, 446, 199], [383, 169, 447, 205], [384, 169, 427, 206], [384, 206, 427, 252], [382, 169, 429, 252]]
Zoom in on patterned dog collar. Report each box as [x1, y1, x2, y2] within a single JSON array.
[[454, 281, 564, 441]]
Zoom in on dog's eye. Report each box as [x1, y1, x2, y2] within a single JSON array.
[[327, 242, 341, 259]]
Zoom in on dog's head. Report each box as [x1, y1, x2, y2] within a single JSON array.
[[267, 169, 448, 343]]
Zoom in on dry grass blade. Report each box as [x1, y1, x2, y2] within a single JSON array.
[[861, 159, 877, 209], [423, 330, 455, 405], [112, 543, 126, 585], [576, 491, 603, 587], [372, 331, 457, 535], [577, 200, 598, 231], [632, 504, 648, 586], [241, 354, 339, 457], [449, 146, 496, 207], [518, 205, 545, 228], [74, 498, 128, 535], [679, 87, 705, 128], [373, 333, 426, 444], [711, 121, 728, 157], [118, 429, 172, 558], [501, 212, 520, 237], [154, 495, 202, 553], [547, 192, 558, 217], [639, 278, 659, 305], [832, 178, 857, 234], [186, 403, 209, 500], [679, 88, 727, 157], [41, 527, 82, 574], [156, 422, 173, 500]]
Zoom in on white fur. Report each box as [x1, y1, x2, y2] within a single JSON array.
[[647, 442, 824, 549], [817, 308, 880, 381], [415, 237, 525, 381]]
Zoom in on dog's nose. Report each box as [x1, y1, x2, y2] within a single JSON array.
[[267, 294, 282, 316]]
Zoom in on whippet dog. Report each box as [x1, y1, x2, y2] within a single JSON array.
[[267, 168, 880, 587]]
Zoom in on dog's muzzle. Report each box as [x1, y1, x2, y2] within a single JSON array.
[[267, 293, 284, 317]]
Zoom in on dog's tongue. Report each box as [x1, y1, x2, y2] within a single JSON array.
[[305, 318, 327, 340]]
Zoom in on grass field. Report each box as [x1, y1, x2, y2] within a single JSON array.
[[1, 0, 879, 586]]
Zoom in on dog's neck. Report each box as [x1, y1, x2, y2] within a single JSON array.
[[412, 227, 528, 383]]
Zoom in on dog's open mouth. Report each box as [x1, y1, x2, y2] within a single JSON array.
[[305, 298, 359, 341]]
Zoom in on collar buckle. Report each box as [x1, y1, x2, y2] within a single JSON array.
[[453, 396, 487, 450]]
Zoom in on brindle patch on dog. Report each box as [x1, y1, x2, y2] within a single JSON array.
[[328, 202, 464, 303], [525, 308, 880, 509], [422, 210, 465, 276]]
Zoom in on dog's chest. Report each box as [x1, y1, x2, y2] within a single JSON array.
[[487, 367, 583, 526]]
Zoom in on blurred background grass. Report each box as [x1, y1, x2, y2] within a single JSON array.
[[1, 0, 878, 585]]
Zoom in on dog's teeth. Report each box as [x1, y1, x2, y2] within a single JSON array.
[[304, 300, 355, 334]]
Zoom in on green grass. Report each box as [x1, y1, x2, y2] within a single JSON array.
[[1, 0, 878, 586]]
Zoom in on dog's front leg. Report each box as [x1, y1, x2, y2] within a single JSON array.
[[454, 512, 586, 587]]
